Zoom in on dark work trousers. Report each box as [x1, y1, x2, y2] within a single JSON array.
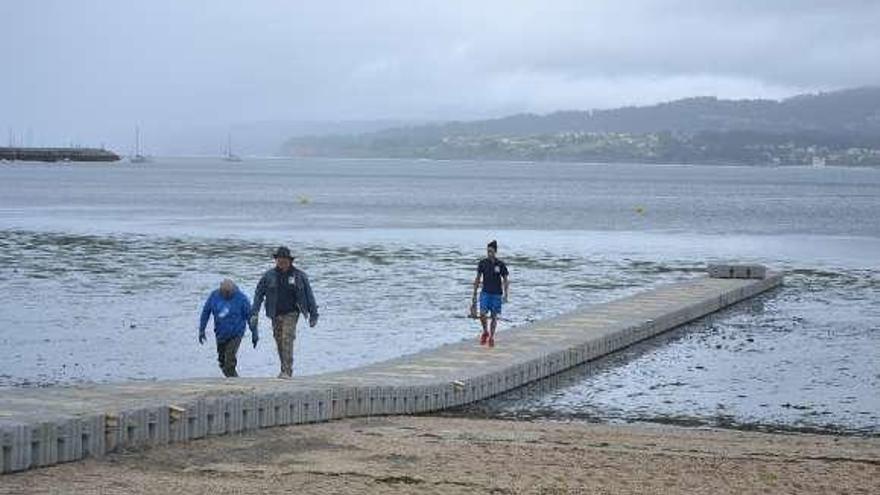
[[216, 336, 243, 377]]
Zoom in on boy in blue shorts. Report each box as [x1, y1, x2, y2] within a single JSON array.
[[471, 240, 509, 347]]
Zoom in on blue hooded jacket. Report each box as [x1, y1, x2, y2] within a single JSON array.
[[199, 286, 252, 343]]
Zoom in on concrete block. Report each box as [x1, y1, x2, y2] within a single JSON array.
[[288, 392, 306, 425], [493, 372, 505, 397], [410, 386, 427, 413], [708, 264, 766, 279], [391, 387, 406, 414], [409, 386, 423, 413], [449, 381, 466, 407], [29, 422, 58, 468], [168, 405, 187, 442], [146, 407, 169, 446], [1, 423, 31, 472], [273, 393, 292, 426], [423, 386, 436, 413], [205, 398, 225, 436], [225, 396, 243, 433], [478, 374, 493, 401], [241, 395, 258, 431], [121, 408, 150, 449], [292, 391, 308, 424], [54, 419, 80, 464], [257, 395, 276, 427], [400, 386, 416, 414], [186, 400, 208, 439], [168, 400, 206, 442], [317, 389, 333, 422], [78, 415, 105, 458], [500, 370, 512, 393], [429, 385, 443, 412], [0, 428, 7, 473], [367, 387, 384, 416], [437, 385, 450, 410], [104, 413, 122, 453], [356, 387, 372, 417], [302, 390, 330, 423], [330, 386, 356, 419]]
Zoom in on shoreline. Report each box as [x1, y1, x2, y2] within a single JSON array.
[[442, 410, 880, 439], [3, 416, 877, 494]]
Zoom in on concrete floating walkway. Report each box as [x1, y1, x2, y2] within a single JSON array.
[[0, 267, 782, 474]]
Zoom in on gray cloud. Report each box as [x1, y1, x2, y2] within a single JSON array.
[[2, 0, 878, 152]]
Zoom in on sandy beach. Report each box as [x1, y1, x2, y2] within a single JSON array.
[[2, 416, 878, 494]]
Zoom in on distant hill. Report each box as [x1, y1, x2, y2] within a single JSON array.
[[282, 87, 880, 166]]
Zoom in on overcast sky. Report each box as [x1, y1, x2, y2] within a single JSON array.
[[3, 1, 879, 150]]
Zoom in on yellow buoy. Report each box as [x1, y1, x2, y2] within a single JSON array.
[[298, 195, 311, 205]]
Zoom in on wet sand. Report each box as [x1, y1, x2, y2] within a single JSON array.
[[2, 416, 878, 494]]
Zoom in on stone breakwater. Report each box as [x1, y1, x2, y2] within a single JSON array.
[[0, 265, 781, 474], [0, 147, 120, 162]]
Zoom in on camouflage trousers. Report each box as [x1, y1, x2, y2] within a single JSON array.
[[272, 312, 299, 377], [216, 336, 242, 378]]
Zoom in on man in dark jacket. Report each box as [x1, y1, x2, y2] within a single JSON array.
[[199, 279, 257, 377], [250, 246, 319, 378]]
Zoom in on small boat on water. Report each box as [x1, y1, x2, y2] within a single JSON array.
[[130, 126, 152, 163], [223, 132, 242, 162]]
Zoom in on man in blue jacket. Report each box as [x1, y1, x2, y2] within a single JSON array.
[[199, 279, 258, 377], [250, 246, 319, 379]]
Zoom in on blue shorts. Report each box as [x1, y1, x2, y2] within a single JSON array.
[[479, 292, 503, 315]]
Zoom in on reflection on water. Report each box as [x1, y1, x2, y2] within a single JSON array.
[[1, 158, 878, 434]]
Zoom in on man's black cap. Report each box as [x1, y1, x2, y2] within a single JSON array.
[[273, 246, 294, 259]]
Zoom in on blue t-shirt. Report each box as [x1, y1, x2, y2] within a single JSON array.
[[477, 258, 508, 295]]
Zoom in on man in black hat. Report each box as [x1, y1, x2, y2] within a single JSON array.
[[250, 246, 319, 378], [471, 240, 509, 347]]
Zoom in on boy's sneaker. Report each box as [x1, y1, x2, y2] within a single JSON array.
[[480, 331, 489, 345]]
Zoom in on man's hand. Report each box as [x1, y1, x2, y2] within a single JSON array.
[[251, 329, 259, 349], [309, 314, 319, 328], [503, 293, 509, 304], [198, 331, 206, 345]]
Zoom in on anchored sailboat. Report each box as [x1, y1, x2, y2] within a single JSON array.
[[223, 132, 242, 162], [130, 126, 151, 163]]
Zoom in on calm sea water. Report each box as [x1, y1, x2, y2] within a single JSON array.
[[1, 158, 878, 434]]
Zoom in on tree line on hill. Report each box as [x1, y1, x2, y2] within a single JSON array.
[[283, 87, 880, 166]]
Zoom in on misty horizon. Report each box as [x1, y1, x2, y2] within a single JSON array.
[[3, 1, 879, 154]]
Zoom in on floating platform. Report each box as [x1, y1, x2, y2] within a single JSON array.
[[0, 147, 120, 162], [0, 265, 782, 474]]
